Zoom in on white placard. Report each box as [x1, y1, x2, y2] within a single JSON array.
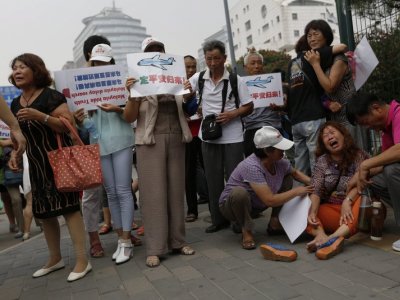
[[0, 86, 21, 138], [54, 65, 127, 111], [127, 52, 188, 97], [243, 73, 283, 108], [279, 195, 311, 243], [354, 36, 379, 91]]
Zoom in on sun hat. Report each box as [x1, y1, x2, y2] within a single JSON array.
[[141, 37, 165, 52], [89, 44, 113, 62], [253, 126, 294, 150]]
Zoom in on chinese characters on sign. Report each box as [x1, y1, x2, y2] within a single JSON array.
[[127, 52, 189, 97], [244, 73, 283, 108], [0, 86, 21, 138], [54, 65, 127, 111]]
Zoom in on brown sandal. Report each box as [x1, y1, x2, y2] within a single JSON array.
[[90, 242, 104, 258], [242, 239, 256, 250], [98, 224, 112, 235]]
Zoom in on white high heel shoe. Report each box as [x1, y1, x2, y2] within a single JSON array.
[[112, 240, 122, 261], [67, 262, 92, 282], [32, 259, 65, 278], [115, 242, 133, 265]]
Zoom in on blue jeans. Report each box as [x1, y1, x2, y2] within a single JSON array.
[[101, 147, 134, 232], [292, 118, 325, 176]]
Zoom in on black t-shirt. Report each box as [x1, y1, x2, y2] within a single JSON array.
[[287, 47, 333, 125]]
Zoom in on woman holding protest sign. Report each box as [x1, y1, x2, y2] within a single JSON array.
[[8, 53, 90, 282], [74, 44, 136, 265], [123, 37, 195, 268]]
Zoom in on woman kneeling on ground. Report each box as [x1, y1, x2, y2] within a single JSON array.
[[307, 121, 369, 259]]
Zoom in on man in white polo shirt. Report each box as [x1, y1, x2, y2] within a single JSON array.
[[188, 40, 253, 233]]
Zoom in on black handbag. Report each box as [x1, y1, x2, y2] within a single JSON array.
[[199, 78, 229, 141], [202, 114, 222, 140]]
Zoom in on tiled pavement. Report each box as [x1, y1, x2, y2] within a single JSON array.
[[1, 204, 400, 300]]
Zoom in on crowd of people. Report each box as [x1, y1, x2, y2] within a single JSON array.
[[0, 18, 399, 283]]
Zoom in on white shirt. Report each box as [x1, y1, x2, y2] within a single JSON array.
[[189, 68, 252, 144]]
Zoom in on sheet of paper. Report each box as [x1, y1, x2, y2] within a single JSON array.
[[354, 36, 379, 91], [278, 195, 311, 243]]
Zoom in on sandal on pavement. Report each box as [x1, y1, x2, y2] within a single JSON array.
[[173, 245, 195, 255], [146, 256, 160, 268], [242, 239, 256, 250], [259, 243, 297, 262], [185, 214, 197, 223], [90, 242, 104, 258], [98, 224, 112, 235], [315, 237, 344, 260]]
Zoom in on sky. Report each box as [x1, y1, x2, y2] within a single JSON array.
[[0, 0, 240, 86]]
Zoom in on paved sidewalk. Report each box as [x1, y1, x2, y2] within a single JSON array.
[[1, 204, 400, 300]]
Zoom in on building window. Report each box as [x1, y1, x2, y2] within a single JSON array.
[[292, 13, 298, 20], [261, 5, 267, 18], [246, 5, 249, 11], [243, 8, 246, 13], [262, 23, 269, 32], [245, 20, 251, 31], [276, 16, 280, 23], [234, 45, 238, 51], [235, 14, 238, 20], [231, 18, 233, 24], [278, 33, 282, 40], [294, 30, 300, 37], [247, 35, 253, 45], [237, 28, 240, 34]]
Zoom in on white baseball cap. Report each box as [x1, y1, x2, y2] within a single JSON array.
[[90, 44, 113, 62], [253, 126, 294, 150], [141, 37, 165, 52]]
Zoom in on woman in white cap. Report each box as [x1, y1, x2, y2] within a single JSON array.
[[74, 44, 136, 265], [219, 126, 312, 259], [123, 37, 195, 267]]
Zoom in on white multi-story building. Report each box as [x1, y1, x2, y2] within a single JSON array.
[[229, 0, 339, 59], [72, 5, 148, 69]]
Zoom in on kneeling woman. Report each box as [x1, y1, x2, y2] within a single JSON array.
[[307, 121, 369, 259]]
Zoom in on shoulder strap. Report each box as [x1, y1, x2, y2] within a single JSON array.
[[197, 70, 206, 106], [228, 72, 240, 108], [294, 58, 318, 93], [221, 79, 229, 113]]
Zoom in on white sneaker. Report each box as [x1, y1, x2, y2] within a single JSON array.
[[392, 239, 400, 252], [112, 240, 122, 261], [115, 242, 133, 265]]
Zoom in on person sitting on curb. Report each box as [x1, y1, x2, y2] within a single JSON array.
[[218, 126, 313, 254], [346, 92, 400, 252], [307, 121, 369, 260]]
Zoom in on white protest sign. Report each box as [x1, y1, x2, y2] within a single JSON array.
[[279, 195, 311, 243], [243, 73, 283, 108], [54, 65, 127, 111], [354, 36, 379, 91], [127, 52, 188, 97], [0, 86, 21, 138]]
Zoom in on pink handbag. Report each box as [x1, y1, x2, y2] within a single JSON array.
[[47, 116, 103, 192]]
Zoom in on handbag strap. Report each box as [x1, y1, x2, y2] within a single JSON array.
[[56, 116, 85, 148]]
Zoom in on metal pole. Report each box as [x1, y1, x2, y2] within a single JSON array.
[[223, 0, 237, 72], [336, 0, 356, 50]]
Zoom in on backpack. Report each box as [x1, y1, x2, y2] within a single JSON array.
[[197, 70, 240, 109]]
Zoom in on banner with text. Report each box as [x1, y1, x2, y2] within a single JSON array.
[[54, 65, 127, 111], [0, 86, 21, 138], [127, 52, 188, 97], [244, 73, 283, 108]]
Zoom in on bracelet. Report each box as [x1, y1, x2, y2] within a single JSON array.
[[345, 196, 353, 203], [44, 114, 50, 123]]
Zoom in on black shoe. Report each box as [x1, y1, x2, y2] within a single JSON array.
[[205, 223, 229, 233]]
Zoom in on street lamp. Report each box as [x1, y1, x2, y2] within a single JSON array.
[[223, 0, 237, 72]]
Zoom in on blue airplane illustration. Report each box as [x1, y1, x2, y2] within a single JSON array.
[[245, 76, 273, 88], [137, 55, 176, 70]]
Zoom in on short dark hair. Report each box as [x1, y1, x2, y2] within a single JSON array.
[[9, 53, 52, 88], [304, 19, 334, 46], [346, 92, 386, 125], [203, 40, 226, 56], [295, 35, 310, 53], [83, 35, 110, 62], [254, 147, 275, 159]]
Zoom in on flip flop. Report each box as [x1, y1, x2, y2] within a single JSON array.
[[98, 224, 112, 235]]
